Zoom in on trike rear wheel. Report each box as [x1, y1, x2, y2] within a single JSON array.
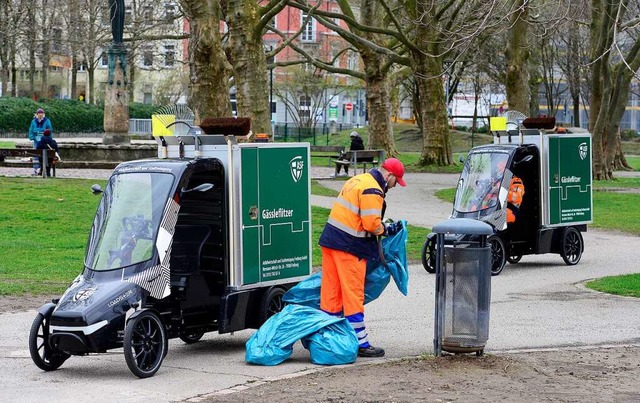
[[260, 287, 286, 324], [561, 227, 583, 265], [421, 237, 436, 274], [124, 310, 167, 378], [488, 235, 506, 276]]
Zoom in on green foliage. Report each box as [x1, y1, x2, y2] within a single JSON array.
[[0, 97, 156, 134], [620, 129, 640, 141], [586, 273, 640, 298]]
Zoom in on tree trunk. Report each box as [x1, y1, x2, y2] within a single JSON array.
[[182, 0, 232, 122], [225, 0, 270, 135], [88, 67, 95, 104], [505, 0, 530, 114], [365, 74, 396, 156], [415, 55, 451, 166]]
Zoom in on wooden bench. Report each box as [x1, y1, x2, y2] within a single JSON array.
[[332, 149, 386, 175], [0, 148, 59, 177], [310, 145, 345, 166]]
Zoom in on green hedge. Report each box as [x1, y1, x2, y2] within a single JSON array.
[[0, 97, 157, 134]]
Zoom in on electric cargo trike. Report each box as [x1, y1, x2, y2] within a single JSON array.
[[29, 133, 312, 377], [422, 118, 593, 276]]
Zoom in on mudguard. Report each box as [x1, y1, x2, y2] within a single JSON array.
[[37, 302, 56, 317]]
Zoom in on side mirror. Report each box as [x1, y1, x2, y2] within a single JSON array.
[[91, 184, 103, 195], [181, 183, 214, 195], [459, 155, 465, 163]]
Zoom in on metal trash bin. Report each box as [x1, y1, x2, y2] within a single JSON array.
[[432, 218, 492, 356]]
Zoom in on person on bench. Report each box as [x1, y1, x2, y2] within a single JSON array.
[[36, 129, 61, 177], [335, 131, 365, 177]]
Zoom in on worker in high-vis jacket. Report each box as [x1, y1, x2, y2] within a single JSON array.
[[318, 158, 406, 358]]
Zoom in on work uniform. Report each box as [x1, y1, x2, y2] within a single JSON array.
[[318, 169, 387, 348], [506, 176, 525, 223]]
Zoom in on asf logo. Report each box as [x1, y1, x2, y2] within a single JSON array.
[[579, 142, 588, 161], [290, 156, 304, 182], [73, 287, 97, 302]]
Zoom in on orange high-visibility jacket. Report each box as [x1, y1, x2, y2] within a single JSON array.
[[506, 176, 525, 223], [318, 170, 386, 260]]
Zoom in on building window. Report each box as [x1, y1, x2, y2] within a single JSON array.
[[100, 51, 109, 67], [301, 12, 315, 42], [331, 7, 340, 25], [164, 45, 175, 67], [165, 1, 177, 22], [143, 92, 153, 104], [143, 48, 153, 67], [143, 6, 153, 21], [299, 95, 311, 121]]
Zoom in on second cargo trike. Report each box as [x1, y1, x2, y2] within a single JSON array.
[[422, 117, 593, 276], [29, 122, 312, 377]]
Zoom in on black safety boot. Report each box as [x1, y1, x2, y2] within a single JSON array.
[[357, 345, 385, 358]]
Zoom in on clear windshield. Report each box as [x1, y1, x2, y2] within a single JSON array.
[[85, 172, 174, 271], [454, 152, 509, 213]]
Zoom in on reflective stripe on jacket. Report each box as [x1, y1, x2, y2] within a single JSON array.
[[319, 169, 387, 260]]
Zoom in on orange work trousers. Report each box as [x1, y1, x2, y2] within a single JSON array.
[[320, 246, 366, 317]]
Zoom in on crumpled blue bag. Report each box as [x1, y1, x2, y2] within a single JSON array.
[[247, 222, 408, 366], [245, 304, 348, 366], [301, 320, 358, 365]]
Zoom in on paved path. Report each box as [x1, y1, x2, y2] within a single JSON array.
[[1, 164, 639, 402]]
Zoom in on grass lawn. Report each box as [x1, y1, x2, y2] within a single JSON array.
[[0, 177, 105, 295], [0, 141, 16, 148], [586, 274, 640, 298]]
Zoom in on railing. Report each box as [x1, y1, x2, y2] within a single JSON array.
[[129, 119, 152, 135], [274, 122, 356, 145]]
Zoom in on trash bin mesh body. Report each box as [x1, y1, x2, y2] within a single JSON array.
[[441, 245, 491, 352]]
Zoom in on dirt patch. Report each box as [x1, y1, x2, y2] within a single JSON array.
[[0, 295, 56, 314], [205, 346, 640, 403]]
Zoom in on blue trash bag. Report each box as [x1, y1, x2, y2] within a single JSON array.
[[301, 319, 358, 365], [380, 220, 409, 296], [282, 272, 322, 308], [245, 304, 344, 366]]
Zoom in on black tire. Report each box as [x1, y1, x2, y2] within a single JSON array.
[[179, 331, 204, 344], [421, 237, 436, 274], [123, 310, 167, 378], [259, 287, 286, 324], [507, 253, 522, 264], [488, 235, 506, 276], [29, 312, 69, 371], [561, 227, 583, 265]]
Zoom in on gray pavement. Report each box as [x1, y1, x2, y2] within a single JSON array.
[[1, 163, 639, 402]]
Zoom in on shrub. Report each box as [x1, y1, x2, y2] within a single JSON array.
[[0, 97, 158, 134], [620, 129, 639, 141]]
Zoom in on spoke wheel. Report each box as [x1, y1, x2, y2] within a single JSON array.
[[29, 312, 69, 371], [561, 227, 583, 265], [259, 287, 286, 324], [124, 311, 167, 378], [488, 235, 506, 276], [179, 331, 204, 344], [421, 237, 436, 274]]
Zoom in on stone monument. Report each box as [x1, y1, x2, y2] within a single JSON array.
[[103, 0, 130, 145]]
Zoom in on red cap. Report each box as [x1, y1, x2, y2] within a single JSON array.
[[43, 129, 51, 136], [381, 158, 406, 187]]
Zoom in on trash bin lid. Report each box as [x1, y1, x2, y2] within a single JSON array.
[[433, 218, 493, 235]]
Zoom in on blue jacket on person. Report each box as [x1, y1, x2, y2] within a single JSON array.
[[29, 116, 53, 142]]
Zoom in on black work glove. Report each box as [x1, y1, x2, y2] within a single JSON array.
[[384, 221, 402, 236]]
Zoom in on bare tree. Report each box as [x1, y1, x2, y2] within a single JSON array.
[[274, 65, 348, 130], [589, 0, 640, 179], [181, 0, 232, 121]]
